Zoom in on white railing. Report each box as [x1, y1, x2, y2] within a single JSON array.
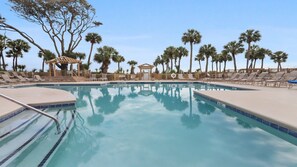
[[0, 93, 61, 134]]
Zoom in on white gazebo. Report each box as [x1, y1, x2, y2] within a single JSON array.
[[138, 63, 154, 80]]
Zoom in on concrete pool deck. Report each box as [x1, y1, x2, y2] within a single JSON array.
[[0, 87, 76, 118], [0, 80, 297, 133], [193, 82, 297, 132]]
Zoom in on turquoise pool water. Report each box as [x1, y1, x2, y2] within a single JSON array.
[[17, 84, 297, 166]]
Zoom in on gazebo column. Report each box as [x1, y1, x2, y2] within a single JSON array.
[[70, 64, 73, 76], [53, 63, 56, 77], [77, 63, 80, 76], [49, 63, 52, 76]]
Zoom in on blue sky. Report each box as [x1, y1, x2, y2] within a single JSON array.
[[1, 0, 297, 72]]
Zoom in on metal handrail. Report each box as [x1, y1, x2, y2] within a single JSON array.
[[0, 93, 61, 134]]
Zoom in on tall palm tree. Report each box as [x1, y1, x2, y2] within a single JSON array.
[[85, 33, 102, 69], [198, 44, 216, 74], [270, 51, 288, 72], [127, 60, 137, 74], [224, 41, 244, 72], [6, 39, 30, 71], [164, 46, 177, 71], [175, 46, 188, 73], [181, 29, 202, 72], [220, 50, 232, 73], [112, 55, 125, 73], [153, 56, 161, 73], [211, 54, 220, 72], [248, 45, 260, 69], [161, 53, 170, 73], [194, 53, 205, 72], [155, 55, 165, 73], [38, 49, 56, 72], [256, 48, 271, 69], [239, 29, 261, 72], [93, 46, 118, 73], [0, 35, 9, 70]]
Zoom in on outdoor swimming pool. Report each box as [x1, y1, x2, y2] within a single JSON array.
[[1, 83, 297, 167]]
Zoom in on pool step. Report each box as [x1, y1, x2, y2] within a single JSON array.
[[0, 109, 69, 166], [0, 109, 45, 141], [4, 110, 75, 167]]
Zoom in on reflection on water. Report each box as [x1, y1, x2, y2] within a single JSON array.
[[43, 83, 297, 167]]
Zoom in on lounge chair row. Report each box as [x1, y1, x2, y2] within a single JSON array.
[[210, 71, 297, 87], [0, 71, 45, 84]]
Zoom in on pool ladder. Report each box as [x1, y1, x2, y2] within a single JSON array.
[[0, 93, 61, 134]]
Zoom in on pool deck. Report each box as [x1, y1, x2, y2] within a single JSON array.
[[1, 80, 297, 133], [0, 87, 76, 118], [193, 82, 297, 132]]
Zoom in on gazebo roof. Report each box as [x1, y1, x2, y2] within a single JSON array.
[[46, 56, 82, 64], [138, 63, 154, 69]]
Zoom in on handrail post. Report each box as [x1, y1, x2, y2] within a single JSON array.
[[0, 93, 61, 134]]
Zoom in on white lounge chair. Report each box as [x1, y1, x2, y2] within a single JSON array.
[[239, 72, 258, 84], [264, 71, 285, 87], [1, 74, 18, 83], [98, 73, 108, 81], [252, 72, 269, 85], [34, 75, 46, 82], [178, 74, 186, 80], [188, 74, 196, 80]]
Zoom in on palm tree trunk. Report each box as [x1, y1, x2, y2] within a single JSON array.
[[246, 44, 250, 72], [42, 59, 45, 72], [118, 62, 120, 72], [1, 52, 5, 70], [198, 60, 202, 72], [253, 59, 256, 69], [223, 61, 226, 73], [205, 57, 209, 74], [87, 43, 94, 68], [232, 54, 237, 72], [15, 57, 18, 71], [279, 62, 282, 71], [178, 58, 181, 73], [162, 63, 164, 73], [12, 57, 15, 71], [261, 59, 264, 69], [249, 59, 253, 69], [170, 59, 173, 71], [189, 42, 193, 72], [216, 62, 218, 72]]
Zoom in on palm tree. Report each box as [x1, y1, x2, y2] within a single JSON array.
[[38, 49, 56, 72], [17, 64, 26, 72], [175, 46, 188, 73], [6, 39, 30, 71], [0, 35, 9, 70], [194, 53, 205, 72], [211, 54, 220, 72], [161, 53, 170, 73], [270, 51, 288, 72], [155, 55, 165, 73], [248, 45, 260, 69], [112, 55, 125, 73], [127, 60, 137, 74], [85, 33, 102, 69], [220, 50, 232, 73], [198, 44, 216, 74], [224, 41, 244, 72], [181, 29, 202, 72], [164, 46, 177, 71], [153, 56, 161, 73], [256, 48, 271, 69], [93, 46, 118, 73], [239, 29, 261, 72]]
